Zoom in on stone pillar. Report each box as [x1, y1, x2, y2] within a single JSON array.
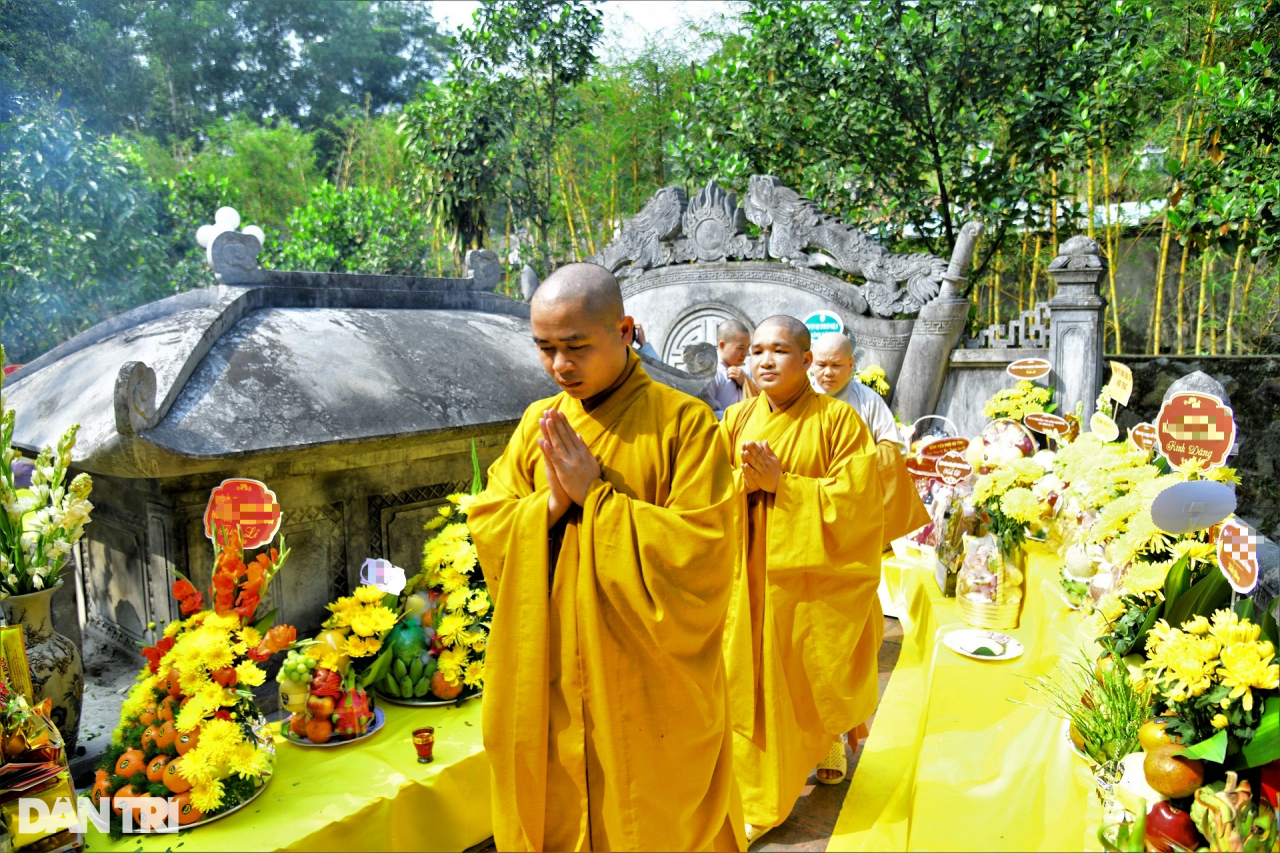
[[893, 221, 984, 424], [1046, 236, 1108, 422]]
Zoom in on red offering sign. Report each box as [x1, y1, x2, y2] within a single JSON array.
[[204, 478, 282, 549], [1217, 518, 1260, 594], [905, 455, 939, 479], [1155, 393, 1236, 471], [935, 451, 973, 485], [920, 436, 970, 458], [1007, 358, 1052, 381], [1130, 422, 1158, 451], [1024, 412, 1070, 436]]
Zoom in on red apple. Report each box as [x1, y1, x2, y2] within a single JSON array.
[[1147, 801, 1202, 853]]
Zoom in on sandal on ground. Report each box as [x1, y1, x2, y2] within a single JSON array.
[[745, 823, 771, 844], [815, 735, 847, 785]]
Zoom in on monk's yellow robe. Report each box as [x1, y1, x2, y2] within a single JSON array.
[[875, 442, 931, 547], [720, 386, 886, 829], [468, 350, 745, 853]]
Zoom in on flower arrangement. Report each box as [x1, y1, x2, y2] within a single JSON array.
[[857, 364, 890, 396], [0, 346, 94, 597], [972, 456, 1049, 555], [1143, 609, 1278, 757], [983, 379, 1055, 421], [1027, 651, 1155, 766], [279, 585, 392, 744], [96, 526, 294, 835], [406, 491, 491, 693]]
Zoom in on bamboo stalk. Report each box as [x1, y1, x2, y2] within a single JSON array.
[[555, 155, 582, 263], [1225, 221, 1248, 354], [1087, 152, 1096, 240], [1239, 256, 1259, 354], [994, 251, 1003, 326], [1195, 245, 1210, 354], [609, 153, 618, 237], [1176, 239, 1191, 354], [1018, 230, 1030, 312], [1102, 147, 1122, 353], [568, 161, 596, 256], [1049, 169, 1060, 262], [1030, 234, 1044, 306]]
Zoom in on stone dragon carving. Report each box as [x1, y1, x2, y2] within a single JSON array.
[[744, 176, 947, 317], [590, 175, 957, 318]]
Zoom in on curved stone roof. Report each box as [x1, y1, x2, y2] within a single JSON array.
[[4, 269, 701, 478]]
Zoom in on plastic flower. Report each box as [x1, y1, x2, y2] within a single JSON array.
[[1216, 640, 1278, 712]]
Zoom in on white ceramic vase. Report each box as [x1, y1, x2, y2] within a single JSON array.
[[0, 581, 83, 750]]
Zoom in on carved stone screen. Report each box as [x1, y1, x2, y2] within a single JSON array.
[[661, 305, 750, 369]]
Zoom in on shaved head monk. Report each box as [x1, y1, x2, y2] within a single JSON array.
[[720, 315, 887, 843], [467, 263, 745, 852], [808, 333, 929, 781], [700, 319, 757, 419]]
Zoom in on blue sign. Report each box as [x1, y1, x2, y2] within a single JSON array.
[[803, 312, 844, 337]]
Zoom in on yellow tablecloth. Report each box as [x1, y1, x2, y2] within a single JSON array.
[[84, 699, 491, 852], [829, 543, 1100, 851]]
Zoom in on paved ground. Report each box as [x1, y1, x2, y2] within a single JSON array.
[[464, 616, 904, 853]]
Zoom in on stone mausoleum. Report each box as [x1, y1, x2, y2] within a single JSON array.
[[6, 178, 1107, 660]]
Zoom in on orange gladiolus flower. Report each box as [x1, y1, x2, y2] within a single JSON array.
[[248, 625, 296, 661]]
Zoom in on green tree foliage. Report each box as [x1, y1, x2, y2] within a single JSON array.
[[0, 102, 207, 362], [0, 0, 450, 142], [670, 0, 1155, 274], [269, 182, 432, 276], [402, 0, 604, 273]]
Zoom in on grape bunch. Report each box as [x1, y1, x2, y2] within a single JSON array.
[[276, 649, 318, 683]]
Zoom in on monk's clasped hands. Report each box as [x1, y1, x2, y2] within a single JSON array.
[[741, 440, 782, 493], [539, 408, 602, 525]]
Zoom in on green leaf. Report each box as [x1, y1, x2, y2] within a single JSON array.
[[359, 648, 394, 688], [251, 608, 279, 635], [1181, 729, 1227, 762], [1240, 697, 1280, 768], [1165, 570, 1230, 628], [470, 439, 484, 495], [1162, 554, 1192, 611]]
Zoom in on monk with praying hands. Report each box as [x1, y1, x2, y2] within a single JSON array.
[[467, 263, 745, 852], [720, 316, 887, 844]]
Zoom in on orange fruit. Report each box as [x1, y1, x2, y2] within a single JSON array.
[[304, 718, 333, 745], [1144, 743, 1205, 798], [111, 784, 140, 817], [90, 770, 112, 807], [158, 696, 180, 722], [289, 713, 308, 737], [175, 728, 200, 756], [173, 791, 203, 826], [140, 725, 160, 751], [145, 755, 170, 783], [154, 720, 176, 750], [115, 748, 146, 778], [162, 757, 191, 794], [165, 669, 183, 698], [430, 670, 463, 700], [138, 704, 157, 726]]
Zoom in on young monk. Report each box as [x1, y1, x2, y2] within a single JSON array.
[[808, 332, 930, 783], [467, 263, 745, 852], [720, 316, 886, 842], [700, 319, 757, 419]]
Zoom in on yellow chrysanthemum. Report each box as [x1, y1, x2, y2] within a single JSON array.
[[354, 585, 386, 604], [190, 779, 225, 813], [438, 646, 468, 679], [163, 620, 185, 639], [999, 487, 1044, 525], [437, 612, 471, 646], [467, 593, 491, 618], [348, 606, 397, 638], [1123, 561, 1170, 595], [234, 661, 266, 688], [463, 660, 484, 687], [1217, 640, 1279, 712], [1184, 615, 1211, 636], [239, 626, 262, 648], [1209, 609, 1262, 646], [344, 634, 382, 658], [445, 587, 472, 612], [1212, 713, 1229, 729]]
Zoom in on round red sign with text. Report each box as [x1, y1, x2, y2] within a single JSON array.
[[1007, 358, 1052, 381], [204, 478, 283, 549], [1155, 393, 1236, 471], [935, 451, 974, 486]]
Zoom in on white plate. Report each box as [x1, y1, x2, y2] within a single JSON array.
[[943, 628, 1024, 661], [284, 706, 385, 747], [120, 772, 271, 833], [373, 688, 482, 707]]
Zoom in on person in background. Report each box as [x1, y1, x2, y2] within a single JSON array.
[[719, 316, 885, 843], [700, 319, 756, 419], [809, 332, 904, 451], [467, 264, 745, 852], [632, 322, 661, 361], [807, 330, 929, 785]]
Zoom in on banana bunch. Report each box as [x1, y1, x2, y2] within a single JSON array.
[[1191, 772, 1277, 853], [379, 655, 437, 699]]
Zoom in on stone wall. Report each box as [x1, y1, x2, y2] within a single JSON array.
[[1114, 355, 1280, 536]]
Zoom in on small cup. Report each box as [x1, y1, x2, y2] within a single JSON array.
[[412, 727, 435, 763]]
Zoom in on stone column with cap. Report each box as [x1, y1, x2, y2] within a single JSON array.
[[1046, 235, 1108, 422], [893, 220, 985, 424]]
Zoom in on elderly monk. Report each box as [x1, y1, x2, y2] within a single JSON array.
[[720, 316, 886, 841], [467, 263, 745, 852], [808, 333, 930, 783]]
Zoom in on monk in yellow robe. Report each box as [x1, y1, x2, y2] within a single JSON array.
[[467, 263, 745, 852], [720, 316, 887, 841]]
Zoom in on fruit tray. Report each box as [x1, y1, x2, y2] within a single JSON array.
[[373, 688, 482, 708], [284, 707, 386, 748]]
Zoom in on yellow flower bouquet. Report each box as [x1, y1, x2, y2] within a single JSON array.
[[1143, 609, 1279, 766], [983, 379, 1055, 421]]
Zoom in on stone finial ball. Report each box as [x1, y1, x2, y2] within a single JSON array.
[[215, 206, 241, 231], [242, 225, 265, 245], [196, 224, 216, 249]]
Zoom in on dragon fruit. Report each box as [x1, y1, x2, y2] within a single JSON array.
[[331, 688, 375, 738]]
